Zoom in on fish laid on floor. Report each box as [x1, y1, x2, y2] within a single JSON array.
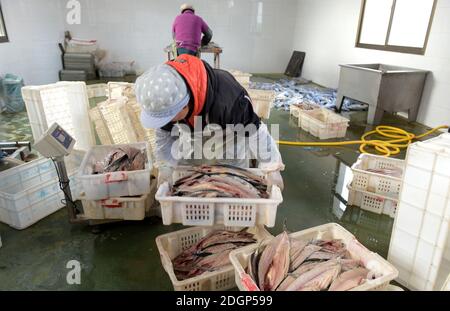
[[171, 165, 269, 199], [93, 146, 146, 174], [245, 232, 376, 291], [173, 229, 256, 280]]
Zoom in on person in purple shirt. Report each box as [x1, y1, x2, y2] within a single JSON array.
[[172, 4, 213, 56]]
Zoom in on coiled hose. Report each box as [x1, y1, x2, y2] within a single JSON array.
[[277, 125, 450, 157]]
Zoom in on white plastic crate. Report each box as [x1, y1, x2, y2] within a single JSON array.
[[229, 223, 399, 291], [0, 151, 85, 229], [388, 133, 450, 291], [89, 106, 113, 145], [247, 89, 275, 120], [21, 82, 95, 151], [299, 108, 349, 140], [443, 274, 450, 291], [347, 183, 398, 218], [107, 82, 135, 100], [290, 102, 321, 119], [156, 225, 272, 291], [156, 167, 283, 227], [351, 154, 405, 198], [86, 83, 107, 99], [80, 193, 149, 220], [77, 142, 152, 200], [228, 70, 252, 89]]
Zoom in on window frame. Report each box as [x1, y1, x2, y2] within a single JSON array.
[[0, 3, 9, 43], [355, 0, 437, 55]]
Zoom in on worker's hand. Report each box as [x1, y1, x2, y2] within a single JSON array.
[[157, 166, 173, 187], [267, 171, 284, 191]]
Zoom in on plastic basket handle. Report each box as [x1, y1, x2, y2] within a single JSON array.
[[104, 172, 128, 183], [240, 272, 260, 291], [100, 199, 122, 208]]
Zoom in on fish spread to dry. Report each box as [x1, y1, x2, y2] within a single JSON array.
[[93, 147, 146, 174], [246, 232, 376, 291], [170, 165, 269, 199], [173, 229, 256, 280]]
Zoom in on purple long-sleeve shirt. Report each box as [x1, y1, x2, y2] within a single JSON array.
[[172, 11, 209, 52]]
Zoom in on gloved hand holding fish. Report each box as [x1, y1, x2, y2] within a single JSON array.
[[246, 231, 379, 291], [93, 146, 147, 174], [172, 229, 256, 280], [170, 165, 270, 198]]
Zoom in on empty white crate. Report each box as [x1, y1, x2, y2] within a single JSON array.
[[86, 83, 107, 99], [156, 225, 272, 291], [0, 151, 85, 229], [351, 154, 405, 198], [81, 193, 149, 220], [347, 183, 398, 218], [156, 167, 283, 227], [247, 89, 275, 120], [77, 142, 152, 200], [228, 70, 252, 89], [388, 133, 450, 291], [299, 108, 349, 139], [22, 82, 95, 151], [229, 223, 398, 291]]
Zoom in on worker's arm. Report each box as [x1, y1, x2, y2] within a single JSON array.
[[200, 18, 212, 46], [155, 127, 179, 185]]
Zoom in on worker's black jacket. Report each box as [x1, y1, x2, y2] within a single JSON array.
[[161, 61, 260, 132]]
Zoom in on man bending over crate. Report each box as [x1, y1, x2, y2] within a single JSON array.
[[134, 54, 284, 189]]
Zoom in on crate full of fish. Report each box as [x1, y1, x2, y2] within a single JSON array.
[[156, 225, 272, 291], [351, 154, 405, 198], [80, 193, 151, 221], [229, 223, 398, 291], [299, 108, 349, 140], [347, 183, 398, 218], [155, 165, 283, 227], [289, 101, 320, 119], [77, 142, 152, 200]]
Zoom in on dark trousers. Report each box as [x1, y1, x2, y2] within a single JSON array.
[[177, 47, 198, 57]]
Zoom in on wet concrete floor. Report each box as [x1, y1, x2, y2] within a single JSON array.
[[0, 78, 438, 290]]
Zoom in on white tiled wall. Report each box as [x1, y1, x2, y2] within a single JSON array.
[[0, 0, 298, 85], [292, 0, 450, 128]]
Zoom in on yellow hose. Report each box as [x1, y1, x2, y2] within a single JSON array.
[[277, 125, 449, 157]]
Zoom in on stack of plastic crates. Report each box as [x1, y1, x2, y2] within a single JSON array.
[[21, 82, 95, 151], [388, 133, 450, 291], [0, 151, 85, 229], [155, 166, 282, 291], [77, 142, 158, 221], [348, 154, 405, 218], [227, 70, 252, 89], [298, 108, 349, 139]]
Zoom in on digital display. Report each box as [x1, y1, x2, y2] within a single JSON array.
[[51, 126, 73, 149]]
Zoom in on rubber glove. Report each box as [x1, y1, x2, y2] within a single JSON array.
[[157, 165, 174, 187], [267, 170, 284, 191]]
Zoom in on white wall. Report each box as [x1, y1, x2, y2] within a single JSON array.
[[0, 0, 298, 85], [0, 0, 65, 84], [293, 0, 450, 127]]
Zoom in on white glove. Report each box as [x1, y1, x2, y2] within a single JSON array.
[[267, 171, 284, 191], [157, 166, 173, 187]]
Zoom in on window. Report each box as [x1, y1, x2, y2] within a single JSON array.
[[0, 3, 8, 43], [356, 0, 437, 54]]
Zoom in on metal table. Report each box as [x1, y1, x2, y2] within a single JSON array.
[[164, 43, 223, 69]]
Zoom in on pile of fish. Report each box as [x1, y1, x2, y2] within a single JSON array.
[[365, 167, 403, 178], [93, 147, 146, 174], [170, 165, 269, 199], [173, 229, 256, 280], [249, 79, 367, 112], [247, 232, 376, 291]]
